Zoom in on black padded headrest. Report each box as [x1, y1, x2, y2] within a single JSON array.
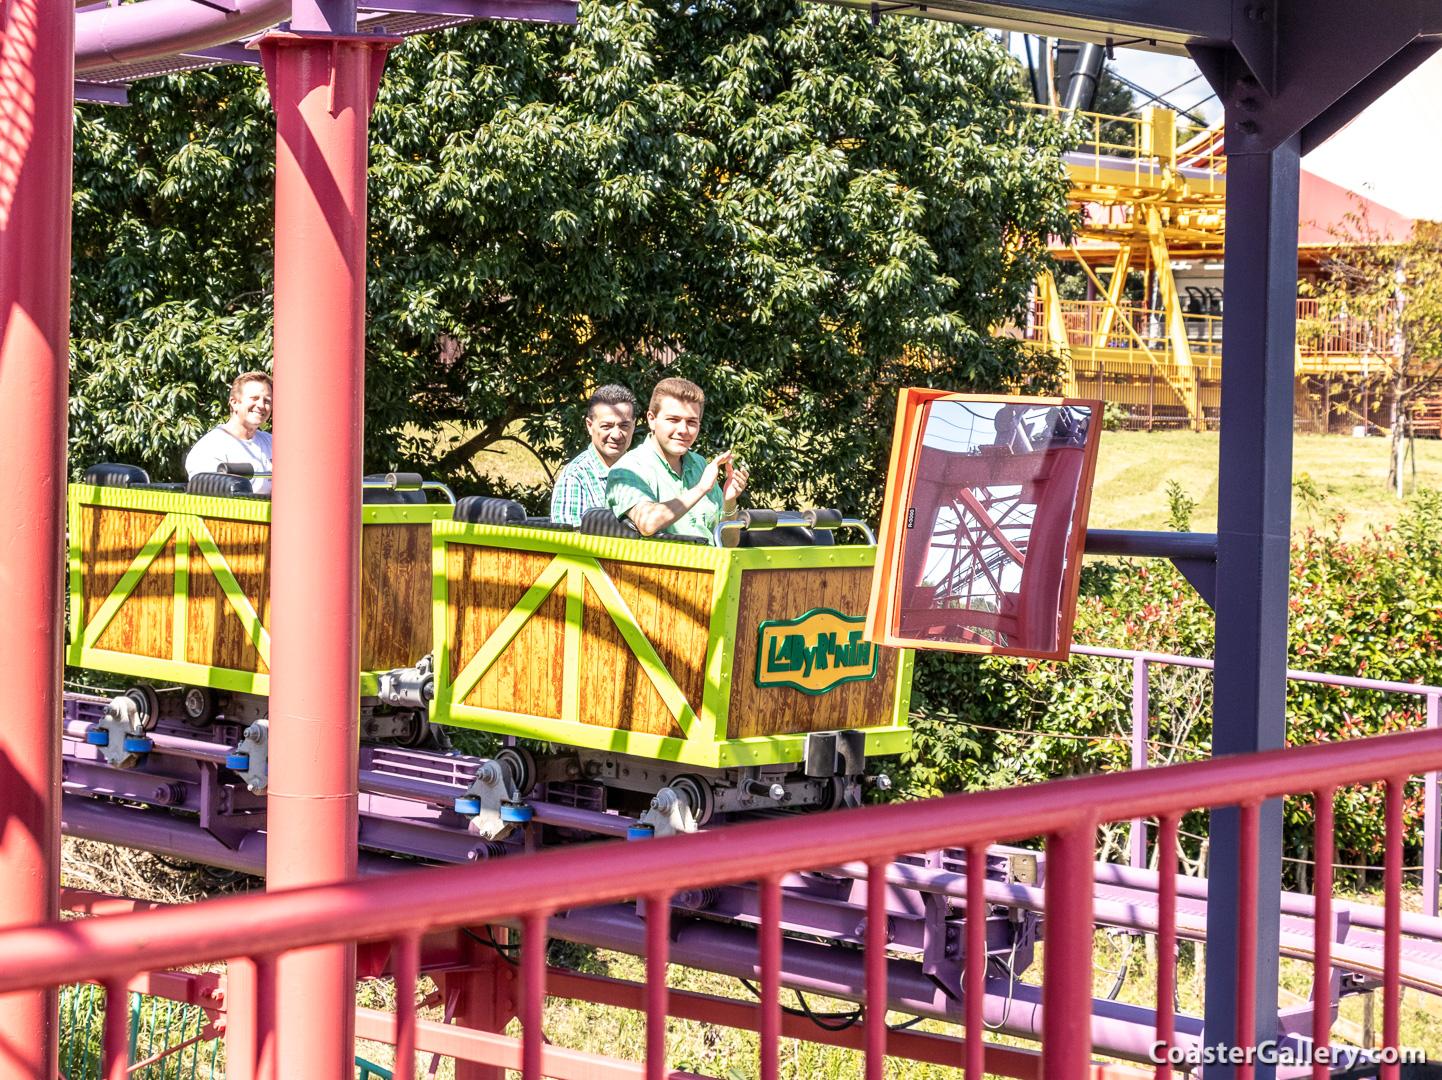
[[188, 472, 254, 498], [523, 516, 573, 531], [454, 496, 527, 526], [579, 507, 641, 539], [82, 463, 150, 488], [738, 525, 831, 548], [801, 508, 843, 528], [737, 508, 779, 529], [362, 474, 426, 505]]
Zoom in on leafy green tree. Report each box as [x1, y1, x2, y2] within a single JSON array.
[[1305, 206, 1442, 495], [70, 0, 1075, 517], [70, 75, 275, 476]]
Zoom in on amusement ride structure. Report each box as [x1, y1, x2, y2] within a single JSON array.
[[1023, 99, 1433, 435], [3, 2, 1442, 1080]]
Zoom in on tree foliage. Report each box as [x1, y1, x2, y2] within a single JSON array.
[[70, 1, 1074, 515], [1304, 205, 1442, 492]]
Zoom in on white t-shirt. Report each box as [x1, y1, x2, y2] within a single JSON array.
[[185, 427, 273, 493]]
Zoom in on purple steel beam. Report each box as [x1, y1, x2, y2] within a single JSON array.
[[356, 767, 638, 836], [64, 719, 232, 764], [853, 858, 1442, 983], [61, 794, 409, 876], [74, 80, 129, 104], [74, 0, 576, 78], [74, 0, 289, 71], [1094, 861, 1442, 943], [179, 43, 261, 66], [1428, 695, 1440, 918], [358, 0, 574, 21], [532, 802, 637, 838]]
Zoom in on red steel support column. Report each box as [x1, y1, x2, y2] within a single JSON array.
[[1042, 821, 1096, 1080], [0, 0, 73, 1074], [259, 28, 395, 1080], [443, 930, 518, 1080]]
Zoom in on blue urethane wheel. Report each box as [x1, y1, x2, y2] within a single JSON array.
[[122, 736, 153, 753], [499, 802, 532, 823], [627, 823, 655, 841], [454, 797, 481, 816], [226, 753, 251, 770], [85, 729, 109, 745]]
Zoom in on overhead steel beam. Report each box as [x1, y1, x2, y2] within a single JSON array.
[[1301, 38, 1442, 154], [1189, 4, 1440, 154], [810, 0, 1231, 54], [811, 0, 1442, 158]]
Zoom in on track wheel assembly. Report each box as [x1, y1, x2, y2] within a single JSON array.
[[637, 774, 713, 837]]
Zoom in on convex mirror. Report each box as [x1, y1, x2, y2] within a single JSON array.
[[866, 390, 1101, 660]]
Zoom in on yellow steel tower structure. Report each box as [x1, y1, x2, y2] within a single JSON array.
[[1030, 107, 1229, 430]]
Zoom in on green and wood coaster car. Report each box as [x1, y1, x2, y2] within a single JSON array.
[[68, 482, 912, 769]]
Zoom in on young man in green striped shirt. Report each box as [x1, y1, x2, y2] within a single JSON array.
[[605, 377, 748, 544], [549, 385, 638, 526]]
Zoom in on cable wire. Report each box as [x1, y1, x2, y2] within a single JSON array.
[[737, 977, 862, 1032], [461, 925, 519, 966]]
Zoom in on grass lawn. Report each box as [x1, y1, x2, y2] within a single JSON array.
[[1089, 430, 1442, 539]]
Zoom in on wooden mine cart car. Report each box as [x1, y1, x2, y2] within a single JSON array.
[[67, 466, 912, 818]]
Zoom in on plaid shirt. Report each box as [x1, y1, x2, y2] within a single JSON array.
[[550, 444, 611, 526]]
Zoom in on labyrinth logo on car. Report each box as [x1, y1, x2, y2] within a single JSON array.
[[755, 608, 879, 694]]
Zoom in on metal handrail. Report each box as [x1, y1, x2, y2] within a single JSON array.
[[0, 726, 1437, 984], [359, 474, 457, 505], [217, 467, 458, 505], [4, 720, 1438, 1078], [713, 511, 876, 547]]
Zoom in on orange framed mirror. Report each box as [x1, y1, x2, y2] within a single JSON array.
[[865, 390, 1102, 661]]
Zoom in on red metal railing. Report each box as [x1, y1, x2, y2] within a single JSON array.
[[4, 727, 1441, 1080]]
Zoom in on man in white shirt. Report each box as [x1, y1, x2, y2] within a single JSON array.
[[185, 371, 274, 493]]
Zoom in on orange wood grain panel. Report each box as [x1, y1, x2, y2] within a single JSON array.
[[727, 567, 900, 739], [575, 560, 712, 738], [186, 518, 271, 674], [360, 524, 432, 671], [92, 536, 175, 662], [448, 546, 564, 720], [78, 507, 168, 628], [577, 578, 681, 740]]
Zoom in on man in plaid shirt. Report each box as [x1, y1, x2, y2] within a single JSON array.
[[549, 384, 639, 525]]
